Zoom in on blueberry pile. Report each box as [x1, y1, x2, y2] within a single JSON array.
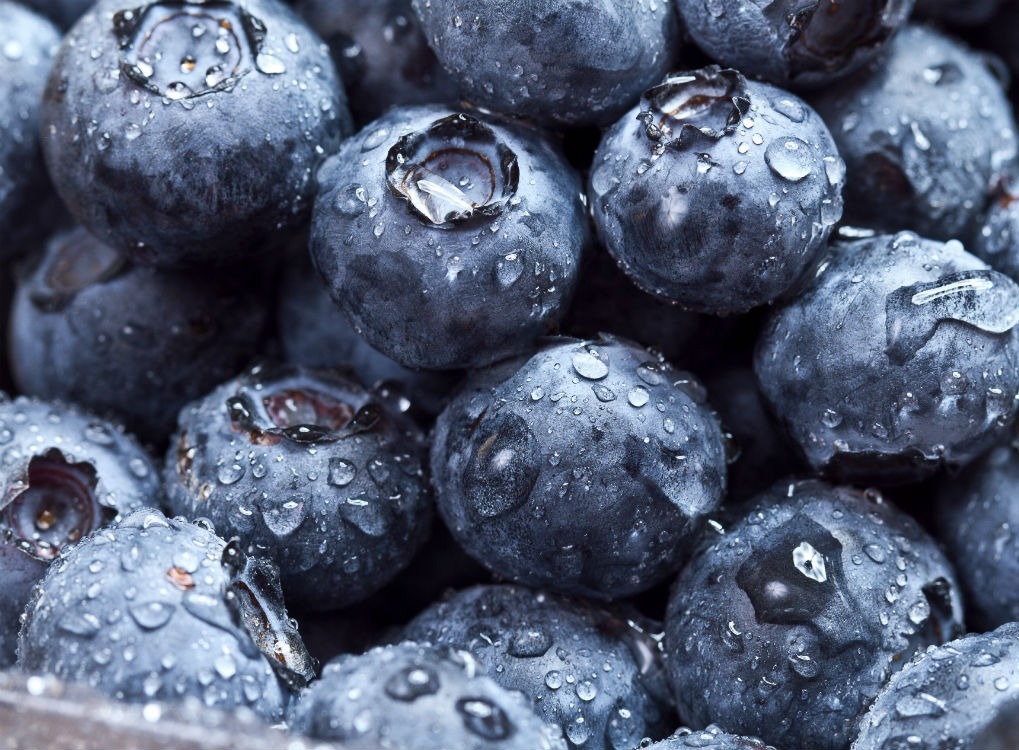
[[4, 1, 1019, 748]]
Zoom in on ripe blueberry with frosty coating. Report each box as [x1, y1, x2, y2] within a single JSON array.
[[589, 67, 844, 315], [310, 105, 588, 370], [403, 584, 674, 750], [289, 642, 567, 750], [0, 395, 161, 667], [852, 623, 1019, 750], [431, 336, 727, 599], [164, 363, 431, 612], [665, 479, 963, 750], [40, 0, 350, 267], [18, 509, 315, 721], [934, 444, 1019, 629], [811, 25, 1018, 242], [637, 725, 775, 750], [677, 0, 914, 89], [755, 231, 1019, 484], [9, 226, 267, 443], [411, 0, 680, 128]]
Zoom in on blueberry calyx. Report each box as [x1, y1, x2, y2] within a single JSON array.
[[635, 67, 750, 153], [0, 449, 113, 561], [113, 0, 275, 100], [29, 231, 125, 313], [786, 0, 897, 78], [385, 113, 520, 227]]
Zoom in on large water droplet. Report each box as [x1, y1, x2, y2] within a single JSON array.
[[384, 665, 440, 702], [129, 601, 175, 630], [572, 351, 609, 380], [765, 137, 814, 182], [456, 698, 513, 740]]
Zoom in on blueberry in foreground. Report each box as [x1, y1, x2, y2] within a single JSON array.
[[636, 725, 775, 750], [432, 336, 727, 599], [852, 623, 1019, 750], [934, 444, 1019, 630], [311, 105, 588, 370], [0, 1, 60, 259], [9, 226, 267, 444], [665, 479, 964, 750], [0, 395, 161, 667], [164, 364, 432, 611], [811, 24, 1018, 242], [40, 0, 350, 267], [411, 0, 680, 128], [402, 584, 674, 750], [18, 509, 315, 721], [289, 642, 567, 749], [755, 231, 1019, 484], [589, 66, 844, 315], [677, 0, 914, 89]]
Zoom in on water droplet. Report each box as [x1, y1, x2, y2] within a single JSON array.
[[456, 698, 513, 740], [217, 464, 244, 485], [3, 40, 24, 61], [508, 630, 552, 658], [58, 612, 102, 637], [255, 53, 286, 75], [765, 137, 814, 182], [793, 541, 827, 582], [773, 98, 806, 123], [129, 601, 175, 630], [214, 653, 237, 679], [328, 458, 357, 487], [896, 693, 947, 717], [385, 666, 440, 701], [627, 387, 650, 408], [576, 680, 598, 701], [592, 384, 616, 402], [261, 500, 306, 537], [544, 670, 563, 689], [572, 351, 609, 380], [495, 253, 524, 289]]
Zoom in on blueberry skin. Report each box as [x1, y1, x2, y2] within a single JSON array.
[[811, 25, 1018, 242], [640, 725, 775, 750], [9, 227, 267, 444], [295, 0, 457, 125], [276, 252, 458, 419], [755, 231, 1019, 485], [432, 336, 727, 599], [164, 364, 432, 611], [411, 0, 680, 128], [0, 395, 161, 666], [972, 186, 1019, 282], [665, 479, 964, 750], [934, 444, 1019, 630], [289, 642, 567, 750], [40, 0, 351, 267], [677, 0, 914, 89], [852, 623, 1019, 750], [0, 2, 60, 260], [18, 509, 314, 721], [403, 584, 674, 750], [589, 67, 844, 315], [310, 105, 588, 370]]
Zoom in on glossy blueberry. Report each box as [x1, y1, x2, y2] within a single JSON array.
[[853, 623, 1019, 750], [40, 0, 350, 267], [310, 105, 588, 370], [9, 227, 267, 443], [665, 479, 963, 750], [972, 183, 1019, 282], [411, 0, 680, 128], [811, 25, 1018, 242], [18, 509, 314, 720], [589, 67, 844, 315], [289, 642, 567, 749], [934, 444, 1019, 629], [637, 725, 775, 750], [295, 0, 456, 125], [164, 363, 432, 611], [0, 395, 161, 666], [276, 252, 458, 420], [403, 584, 674, 750], [677, 0, 913, 89], [432, 336, 727, 599], [0, 2, 60, 260], [756, 231, 1019, 484]]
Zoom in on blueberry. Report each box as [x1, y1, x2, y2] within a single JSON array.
[[403, 584, 674, 750], [18, 509, 314, 720], [811, 25, 1018, 241], [21, 0, 95, 29], [0, 2, 60, 259], [677, 0, 914, 89], [589, 66, 844, 315], [276, 251, 459, 420], [664, 479, 963, 750], [853, 623, 1019, 750], [934, 444, 1019, 630], [310, 105, 588, 370], [289, 642, 567, 749], [8, 226, 267, 443], [40, 0, 350, 267], [431, 336, 727, 599], [164, 363, 432, 611], [295, 0, 457, 125], [0, 395, 161, 666], [756, 231, 1019, 484], [636, 725, 775, 750], [410, 0, 681, 128], [972, 182, 1019, 282]]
